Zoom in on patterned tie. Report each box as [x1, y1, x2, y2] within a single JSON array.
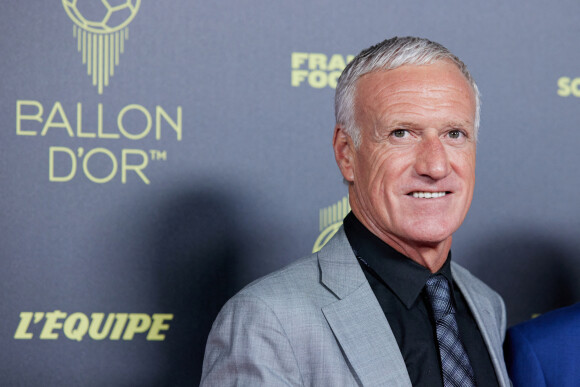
[[425, 274, 476, 387]]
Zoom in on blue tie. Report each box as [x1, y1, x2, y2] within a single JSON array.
[[425, 274, 476, 387]]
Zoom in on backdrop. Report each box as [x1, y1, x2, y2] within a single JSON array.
[[2, 1, 579, 385]]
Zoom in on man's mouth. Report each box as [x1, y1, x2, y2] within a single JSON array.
[[409, 191, 448, 199]]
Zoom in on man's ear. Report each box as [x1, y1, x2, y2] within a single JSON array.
[[333, 125, 355, 183]]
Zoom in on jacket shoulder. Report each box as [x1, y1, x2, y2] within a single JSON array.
[[239, 253, 322, 300]]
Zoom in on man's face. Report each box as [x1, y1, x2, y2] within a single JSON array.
[[335, 61, 477, 252]]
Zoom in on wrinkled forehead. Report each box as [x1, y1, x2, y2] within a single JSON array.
[[353, 63, 477, 127], [355, 59, 474, 96]]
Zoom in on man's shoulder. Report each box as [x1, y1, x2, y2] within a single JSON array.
[[201, 253, 327, 387], [504, 303, 580, 386], [231, 226, 354, 307], [240, 253, 321, 298], [221, 249, 340, 316], [509, 302, 580, 339]]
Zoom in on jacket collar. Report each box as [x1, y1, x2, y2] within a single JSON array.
[[318, 227, 413, 386]]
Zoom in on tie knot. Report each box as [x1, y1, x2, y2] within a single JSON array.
[[425, 274, 454, 320]]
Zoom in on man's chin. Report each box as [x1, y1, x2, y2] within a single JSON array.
[[399, 227, 455, 248]]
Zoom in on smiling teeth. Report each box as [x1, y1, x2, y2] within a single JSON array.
[[412, 192, 446, 199]]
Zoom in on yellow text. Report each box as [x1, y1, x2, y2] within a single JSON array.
[[291, 52, 354, 89], [16, 100, 182, 140], [14, 311, 174, 341]]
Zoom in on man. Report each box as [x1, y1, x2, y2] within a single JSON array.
[[504, 302, 580, 386], [201, 37, 511, 386]]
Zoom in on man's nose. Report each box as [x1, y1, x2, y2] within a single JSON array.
[[414, 134, 451, 180]]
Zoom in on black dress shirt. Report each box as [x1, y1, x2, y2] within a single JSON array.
[[343, 212, 499, 387]]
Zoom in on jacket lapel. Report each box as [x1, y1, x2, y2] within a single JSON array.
[[319, 228, 412, 387], [452, 264, 511, 387]]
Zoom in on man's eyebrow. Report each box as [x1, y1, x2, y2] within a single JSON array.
[[385, 121, 415, 128], [446, 120, 473, 128]]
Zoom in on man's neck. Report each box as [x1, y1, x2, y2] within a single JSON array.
[[351, 210, 452, 273]]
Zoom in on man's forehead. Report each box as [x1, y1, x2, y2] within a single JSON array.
[[356, 63, 474, 104], [354, 63, 476, 130], [357, 61, 469, 88]]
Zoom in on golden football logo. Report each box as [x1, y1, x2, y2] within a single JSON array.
[[62, 0, 141, 94], [312, 196, 350, 253]]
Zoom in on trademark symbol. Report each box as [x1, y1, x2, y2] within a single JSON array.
[[149, 150, 167, 161]]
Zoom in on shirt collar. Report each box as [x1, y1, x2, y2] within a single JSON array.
[[343, 212, 454, 309]]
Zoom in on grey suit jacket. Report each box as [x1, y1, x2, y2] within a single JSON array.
[[201, 228, 511, 386]]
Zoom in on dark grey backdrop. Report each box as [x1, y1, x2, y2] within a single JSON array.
[[1, 1, 579, 385]]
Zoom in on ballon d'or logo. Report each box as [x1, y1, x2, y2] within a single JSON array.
[[62, 0, 141, 94]]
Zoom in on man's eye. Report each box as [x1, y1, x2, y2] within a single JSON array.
[[449, 130, 463, 139], [392, 129, 407, 138]]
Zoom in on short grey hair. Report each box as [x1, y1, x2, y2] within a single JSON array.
[[335, 36, 480, 147]]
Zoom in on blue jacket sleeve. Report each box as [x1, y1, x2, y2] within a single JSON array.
[[504, 325, 546, 387]]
